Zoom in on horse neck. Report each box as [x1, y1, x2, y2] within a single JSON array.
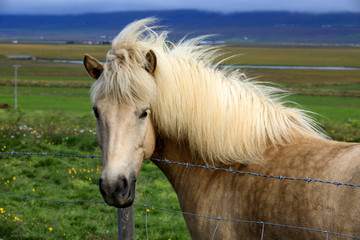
[[150, 136, 248, 197], [151, 137, 207, 191], [150, 131, 324, 186]]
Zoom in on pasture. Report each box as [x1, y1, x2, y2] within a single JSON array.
[[0, 43, 359, 239]]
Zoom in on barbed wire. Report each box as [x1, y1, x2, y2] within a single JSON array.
[[135, 203, 360, 240], [150, 158, 360, 188], [1, 151, 359, 188], [2, 151, 360, 239], [1, 192, 359, 240]]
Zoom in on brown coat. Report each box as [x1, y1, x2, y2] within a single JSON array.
[[153, 133, 360, 239]]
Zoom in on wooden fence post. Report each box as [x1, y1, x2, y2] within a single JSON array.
[[117, 206, 135, 240]]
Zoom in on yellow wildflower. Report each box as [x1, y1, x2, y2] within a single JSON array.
[[14, 216, 22, 222], [48, 227, 53, 231]]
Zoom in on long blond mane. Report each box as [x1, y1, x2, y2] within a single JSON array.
[[91, 18, 325, 165]]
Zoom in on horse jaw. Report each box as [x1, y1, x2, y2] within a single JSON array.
[[95, 99, 156, 208]]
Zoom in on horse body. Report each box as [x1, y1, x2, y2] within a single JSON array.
[[153, 133, 360, 239], [83, 18, 360, 239]]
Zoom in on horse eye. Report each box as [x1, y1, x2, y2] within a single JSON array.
[[93, 107, 100, 119], [139, 109, 149, 119]]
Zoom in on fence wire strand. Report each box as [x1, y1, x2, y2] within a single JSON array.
[[15, 197, 28, 240], [211, 218, 221, 240], [53, 201, 63, 240], [1, 151, 360, 239], [133, 203, 360, 240], [150, 158, 360, 188], [261, 222, 265, 240], [1, 151, 359, 188]]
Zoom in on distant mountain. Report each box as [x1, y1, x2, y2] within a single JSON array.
[[0, 10, 359, 44]]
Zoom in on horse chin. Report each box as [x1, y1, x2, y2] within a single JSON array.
[[103, 191, 135, 208], [111, 197, 135, 208]]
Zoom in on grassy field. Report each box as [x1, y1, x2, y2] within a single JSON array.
[[222, 46, 360, 68], [2, 43, 360, 67], [1, 43, 360, 239], [0, 44, 109, 62], [0, 111, 188, 239]]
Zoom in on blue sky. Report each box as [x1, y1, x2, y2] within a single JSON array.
[[1, 0, 360, 15]]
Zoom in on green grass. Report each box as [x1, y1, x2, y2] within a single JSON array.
[[222, 46, 360, 68], [318, 85, 360, 90], [0, 94, 92, 113], [289, 95, 360, 108], [2, 44, 360, 68], [0, 110, 190, 240], [0, 57, 86, 75], [0, 57, 93, 88], [287, 95, 360, 141], [0, 75, 91, 82], [0, 86, 90, 97], [245, 69, 360, 97], [1, 45, 359, 96], [0, 44, 110, 61], [245, 69, 360, 86]]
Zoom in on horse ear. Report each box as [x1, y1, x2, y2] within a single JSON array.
[[145, 50, 157, 74], [83, 54, 104, 80]]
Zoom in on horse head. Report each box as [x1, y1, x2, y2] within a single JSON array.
[[83, 51, 157, 208]]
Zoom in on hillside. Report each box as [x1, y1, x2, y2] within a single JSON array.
[[0, 10, 359, 43]]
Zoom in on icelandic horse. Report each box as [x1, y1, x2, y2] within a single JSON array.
[[83, 18, 360, 239]]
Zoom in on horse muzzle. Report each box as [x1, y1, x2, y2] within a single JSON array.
[[99, 175, 136, 208]]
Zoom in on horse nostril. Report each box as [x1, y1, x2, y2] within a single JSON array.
[[117, 176, 129, 197], [99, 178, 106, 197]]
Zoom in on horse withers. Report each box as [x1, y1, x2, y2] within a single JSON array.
[[84, 18, 360, 239]]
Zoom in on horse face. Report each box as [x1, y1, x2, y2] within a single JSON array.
[[84, 52, 157, 208], [94, 99, 156, 207]]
